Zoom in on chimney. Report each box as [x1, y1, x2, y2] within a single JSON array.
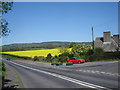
[[103, 31, 111, 42]]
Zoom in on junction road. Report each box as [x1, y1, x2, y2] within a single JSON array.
[[2, 59, 119, 89]]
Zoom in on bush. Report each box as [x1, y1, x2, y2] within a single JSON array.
[[58, 55, 69, 63], [52, 56, 59, 63], [73, 54, 79, 58], [103, 52, 120, 60], [93, 47, 104, 54], [87, 49, 93, 56], [33, 56, 39, 61], [87, 47, 104, 61], [57, 53, 69, 63], [39, 56, 45, 61], [46, 53, 52, 62], [86, 47, 120, 61]]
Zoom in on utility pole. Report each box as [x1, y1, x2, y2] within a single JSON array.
[[118, 35, 120, 51], [92, 27, 94, 50]]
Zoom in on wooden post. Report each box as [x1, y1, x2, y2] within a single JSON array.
[[92, 27, 94, 50]]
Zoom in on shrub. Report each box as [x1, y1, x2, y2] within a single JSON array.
[[46, 53, 52, 62], [86, 47, 120, 61], [73, 54, 80, 58], [87, 47, 104, 61], [86, 49, 93, 56], [33, 56, 39, 61], [39, 56, 45, 61], [103, 51, 120, 60], [52, 57, 59, 63], [93, 47, 104, 54], [58, 54, 69, 63]]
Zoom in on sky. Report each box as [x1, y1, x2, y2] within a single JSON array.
[[1, 2, 118, 45]]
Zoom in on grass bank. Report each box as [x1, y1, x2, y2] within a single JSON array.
[[0, 54, 31, 61], [0, 61, 6, 87]]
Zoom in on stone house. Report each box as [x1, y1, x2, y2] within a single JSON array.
[[94, 31, 120, 52]]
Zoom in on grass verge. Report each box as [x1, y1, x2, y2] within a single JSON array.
[[0, 54, 31, 61], [0, 61, 6, 88], [1, 53, 120, 63]]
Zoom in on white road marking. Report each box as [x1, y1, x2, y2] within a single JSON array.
[[101, 72, 106, 74], [60, 67, 119, 77], [76, 69, 119, 77], [7, 60, 110, 89], [91, 71, 96, 73], [95, 71, 100, 73]]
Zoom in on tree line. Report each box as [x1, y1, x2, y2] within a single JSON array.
[[32, 43, 120, 63]]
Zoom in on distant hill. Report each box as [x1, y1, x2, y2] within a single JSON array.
[[1, 41, 92, 52]]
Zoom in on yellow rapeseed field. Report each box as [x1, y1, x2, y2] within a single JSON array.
[[2, 48, 71, 58]]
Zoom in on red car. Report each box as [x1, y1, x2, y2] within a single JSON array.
[[67, 57, 85, 63]]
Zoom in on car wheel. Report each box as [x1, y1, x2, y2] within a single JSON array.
[[78, 61, 81, 64]]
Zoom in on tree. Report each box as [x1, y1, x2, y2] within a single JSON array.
[[46, 53, 52, 62], [69, 42, 77, 48], [0, 2, 13, 37], [93, 47, 104, 55], [71, 44, 92, 55], [88, 47, 104, 61], [45, 44, 54, 49], [59, 47, 70, 54]]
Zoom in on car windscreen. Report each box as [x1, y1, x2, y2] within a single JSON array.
[[70, 58, 75, 60]]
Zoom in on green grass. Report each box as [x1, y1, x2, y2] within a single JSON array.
[[0, 54, 31, 61], [0, 60, 6, 87], [0, 61, 2, 77]]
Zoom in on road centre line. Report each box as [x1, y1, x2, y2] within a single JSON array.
[[7, 61, 111, 89], [74, 69, 120, 77]]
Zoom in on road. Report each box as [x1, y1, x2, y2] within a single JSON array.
[[2, 59, 120, 89]]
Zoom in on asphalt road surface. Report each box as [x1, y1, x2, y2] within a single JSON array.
[[2, 59, 120, 89]]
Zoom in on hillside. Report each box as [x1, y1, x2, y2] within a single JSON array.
[[1, 41, 92, 51]]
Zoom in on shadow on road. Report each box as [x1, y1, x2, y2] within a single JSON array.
[[3, 79, 19, 88]]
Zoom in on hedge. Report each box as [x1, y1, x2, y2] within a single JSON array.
[[87, 51, 120, 61]]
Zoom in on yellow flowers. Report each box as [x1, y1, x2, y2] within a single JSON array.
[[2, 48, 62, 58]]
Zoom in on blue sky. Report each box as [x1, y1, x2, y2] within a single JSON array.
[[2, 2, 118, 45]]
